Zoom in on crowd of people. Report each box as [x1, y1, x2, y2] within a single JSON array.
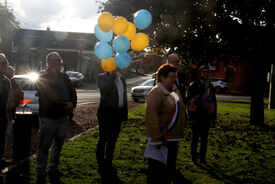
[[0, 51, 217, 184]]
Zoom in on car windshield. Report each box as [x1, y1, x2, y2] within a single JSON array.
[[14, 78, 36, 90], [141, 79, 155, 86]]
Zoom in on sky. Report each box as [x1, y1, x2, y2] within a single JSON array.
[[6, 0, 106, 33]]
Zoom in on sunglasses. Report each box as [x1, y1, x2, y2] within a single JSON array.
[[201, 71, 210, 74]]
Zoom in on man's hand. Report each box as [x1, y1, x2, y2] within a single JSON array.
[[7, 102, 15, 110], [64, 102, 74, 112]]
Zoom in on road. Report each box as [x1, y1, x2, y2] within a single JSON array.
[[76, 75, 251, 105], [76, 74, 153, 105]]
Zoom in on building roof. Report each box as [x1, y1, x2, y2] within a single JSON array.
[[14, 29, 96, 51]]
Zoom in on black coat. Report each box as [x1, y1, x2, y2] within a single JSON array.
[[187, 80, 217, 122], [97, 72, 128, 123]]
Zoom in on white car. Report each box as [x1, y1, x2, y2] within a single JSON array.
[[14, 73, 39, 116], [210, 79, 227, 93], [131, 79, 155, 102]]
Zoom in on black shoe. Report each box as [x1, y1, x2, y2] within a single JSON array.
[[192, 158, 198, 165], [48, 169, 64, 184], [36, 174, 47, 184], [200, 159, 206, 164], [0, 159, 11, 170]]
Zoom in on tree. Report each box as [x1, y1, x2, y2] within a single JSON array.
[[98, 0, 275, 125]]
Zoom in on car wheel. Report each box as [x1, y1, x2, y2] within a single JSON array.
[[215, 86, 221, 93], [133, 98, 139, 102]]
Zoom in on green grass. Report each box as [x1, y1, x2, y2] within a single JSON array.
[[2, 101, 275, 184]]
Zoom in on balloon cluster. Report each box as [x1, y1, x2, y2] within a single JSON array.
[[94, 10, 152, 72]]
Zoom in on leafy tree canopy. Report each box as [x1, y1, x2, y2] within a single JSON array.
[[98, 0, 274, 64]]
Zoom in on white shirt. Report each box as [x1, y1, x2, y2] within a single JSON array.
[[115, 72, 124, 108]]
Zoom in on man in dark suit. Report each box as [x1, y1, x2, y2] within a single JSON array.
[[96, 69, 128, 178], [167, 53, 187, 103], [0, 53, 11, 169]]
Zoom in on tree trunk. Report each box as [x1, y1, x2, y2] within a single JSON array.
[[250, 62, 265, 126]]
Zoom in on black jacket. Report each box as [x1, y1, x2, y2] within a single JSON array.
[[97, 72, 128, 122], [0, 75, 10, 124], [187, 79, 217, 122]]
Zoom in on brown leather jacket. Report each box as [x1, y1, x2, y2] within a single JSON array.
[[145, 83, 186, 144], [36, 69, 77, 119]]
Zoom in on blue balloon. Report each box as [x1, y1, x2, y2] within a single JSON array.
[[115, 53, 131, 69], [94, 42, 112, 60], [94, 24, 113, 42], [134, 9, 152, 30], [113, 35, 130, 53]]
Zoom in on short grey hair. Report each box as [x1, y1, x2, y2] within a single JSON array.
[[198, 65, 210, 72], [46, 52, 60, 66], [167, 53, 179, 63]]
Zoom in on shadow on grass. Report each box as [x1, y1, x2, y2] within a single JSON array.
[[197, 163, 242, 184], [1, 160, 31, 184]]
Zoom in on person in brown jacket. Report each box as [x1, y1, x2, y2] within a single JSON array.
[[35, 52, 77, 184], [145, 64, 186, 184]]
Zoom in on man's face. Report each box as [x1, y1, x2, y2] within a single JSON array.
[[0, 55, 8, 74], [47, 53, 62, 73], [168, 55, 180, 70], [199, 68, 210, 80]]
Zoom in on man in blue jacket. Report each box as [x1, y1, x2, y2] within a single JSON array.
[[36, 52, 77, 184]]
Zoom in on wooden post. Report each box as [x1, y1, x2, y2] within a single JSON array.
[[268, 64, 275, 109]]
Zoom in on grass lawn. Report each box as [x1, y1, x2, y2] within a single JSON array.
[[2, 101, 275, 184]]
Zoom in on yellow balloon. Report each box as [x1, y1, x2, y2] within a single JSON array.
[[98, 12, 114, 32], [123, 22, 136, 40], [101, 57, 116, 72], [131, 33, 149, 51], [113, 17, 128, 35]]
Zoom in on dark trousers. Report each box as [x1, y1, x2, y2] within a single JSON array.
[[147, 142, 179, 184], [0, 119, 7, 160], [96, 119, 121, 169], [191, 122, 211, 161]]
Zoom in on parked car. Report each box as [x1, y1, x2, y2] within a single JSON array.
[[14, 73, 39, 118], [209, 78, 227, 93], [65, 71, 84, 87], [131, 79, 155, 102]]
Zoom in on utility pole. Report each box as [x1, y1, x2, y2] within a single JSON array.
[[268, 64, 275, 109], [5, 0, 7, 8]]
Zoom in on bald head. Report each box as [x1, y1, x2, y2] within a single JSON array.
[[46, 52, 63, 73], [6, 66, 15, 79], [167, 53, 180, 70]]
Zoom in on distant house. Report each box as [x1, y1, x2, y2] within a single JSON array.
[[11, 28, 102, 80], [0, 8, 19, 58]]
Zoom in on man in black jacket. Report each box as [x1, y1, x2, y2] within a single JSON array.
[[167, 53, 187, 103], [96, 69, 128, 179], [187, 65, 217, 164], [36, 52, 77, 184], [0, 53, 11, 169]]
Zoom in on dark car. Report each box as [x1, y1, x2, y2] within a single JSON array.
[[66, 71, 84, 87]]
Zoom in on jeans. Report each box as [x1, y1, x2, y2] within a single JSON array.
[[4, 119, 13, 151], [36, 116, 69, 175], [191, 121, 211, 161], [96, 119, 121, 169]]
